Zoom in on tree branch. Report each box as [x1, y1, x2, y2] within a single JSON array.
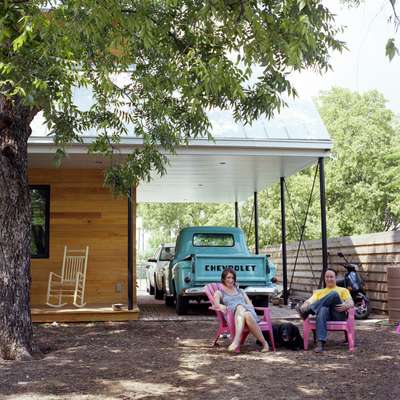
[[389, 0, 400, 29]]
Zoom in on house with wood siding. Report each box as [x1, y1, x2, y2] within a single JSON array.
[[28, 97, 332, 322]]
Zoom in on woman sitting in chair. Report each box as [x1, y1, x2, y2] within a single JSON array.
[[214, 268, 269, 352]]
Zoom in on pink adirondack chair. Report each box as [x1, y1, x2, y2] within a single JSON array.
[[396, 323, 400, 335], [204, 283, 275, 352], [303, 307, 356, 351]]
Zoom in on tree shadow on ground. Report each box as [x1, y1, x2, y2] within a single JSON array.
[[0, 320, 399, 400]]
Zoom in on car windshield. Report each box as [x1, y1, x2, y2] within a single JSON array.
[[192, 233, 234, 247], [159, 247, 175, 261]]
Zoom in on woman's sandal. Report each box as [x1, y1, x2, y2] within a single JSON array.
[[260, 345, 270, 353], [227, 342, 240, 353]]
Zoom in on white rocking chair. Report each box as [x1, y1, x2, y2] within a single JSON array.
[[46, 246, 89, 308]]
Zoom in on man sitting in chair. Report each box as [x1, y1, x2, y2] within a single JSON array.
[[297, 269, 354, 353]]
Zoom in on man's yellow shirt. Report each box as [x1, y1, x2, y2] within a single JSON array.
[[309, 286, 351, 303]]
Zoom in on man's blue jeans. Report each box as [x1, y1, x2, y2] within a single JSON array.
[[309, 291, 347, 342]]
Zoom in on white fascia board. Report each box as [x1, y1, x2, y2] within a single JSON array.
[[28, 135, 332, 157]]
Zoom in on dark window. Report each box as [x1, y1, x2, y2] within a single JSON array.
[[30, 185, 50, 258], [192, 233, 234, 247]]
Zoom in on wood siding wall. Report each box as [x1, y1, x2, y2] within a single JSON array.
[[264, 231, 400, 314], [29, 169, 136, 306]]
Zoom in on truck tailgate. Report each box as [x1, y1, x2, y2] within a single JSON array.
[[192, 254, 268, 284]]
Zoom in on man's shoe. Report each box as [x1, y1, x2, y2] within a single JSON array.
[[314, 341, 325, 353], [295, 304, 311, 320]]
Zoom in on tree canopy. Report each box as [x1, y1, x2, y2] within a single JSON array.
[[1, 0, 344, 192], [319, 88, 400, 234], [138, 202, 235, 256]]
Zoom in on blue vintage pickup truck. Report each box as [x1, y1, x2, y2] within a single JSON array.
[[163, 226, 277, 315]]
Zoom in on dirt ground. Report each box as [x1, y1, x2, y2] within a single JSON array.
[[0, 319, 399, 400]]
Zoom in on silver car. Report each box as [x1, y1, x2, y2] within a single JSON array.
[[145, 244, 175, 300]]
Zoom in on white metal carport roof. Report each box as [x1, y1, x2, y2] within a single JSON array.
[[28, 97, 331, 203]]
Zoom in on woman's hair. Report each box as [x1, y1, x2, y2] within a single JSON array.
[[221, 268, 236, 284]]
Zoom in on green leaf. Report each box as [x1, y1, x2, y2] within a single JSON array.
[[298, 0, 307, 11], [53, 148, 66, 168], [385, 38, 398, 61], [12, 31, 28, 51]]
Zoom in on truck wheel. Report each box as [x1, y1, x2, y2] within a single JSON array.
[[165, 295, 175, 307], [165, 281, 176, 307], [154, 276, 164, 300], [148, 282, 154, 296], [176, 294, 188, 315], [154, 283, 164, 300]]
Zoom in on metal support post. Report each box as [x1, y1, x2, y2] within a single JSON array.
[[127, 188, 133, 310], [280, 177, 288, 305], [254, 192, 259, 254], [235, 201, 239, 227], [318, 157, 328, 288]]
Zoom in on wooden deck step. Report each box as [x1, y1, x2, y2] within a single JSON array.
[[31, 304, 140, 323]]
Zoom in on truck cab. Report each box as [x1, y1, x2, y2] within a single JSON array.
[[164, 226, 277, 315]]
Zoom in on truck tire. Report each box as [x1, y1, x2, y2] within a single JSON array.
[[154, 275, 164, 300], [176, 294, 188, 315], [165, 281, 176, 307], [148, 282, 154, 296], [165, 295, 175, 307]]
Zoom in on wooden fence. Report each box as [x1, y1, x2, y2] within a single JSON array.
[[263, 231, 400, 314]]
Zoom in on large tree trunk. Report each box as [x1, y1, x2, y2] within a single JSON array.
[[0, 96, 37, 360]]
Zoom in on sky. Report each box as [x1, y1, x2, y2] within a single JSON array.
[[292, 0, 400, 115]]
